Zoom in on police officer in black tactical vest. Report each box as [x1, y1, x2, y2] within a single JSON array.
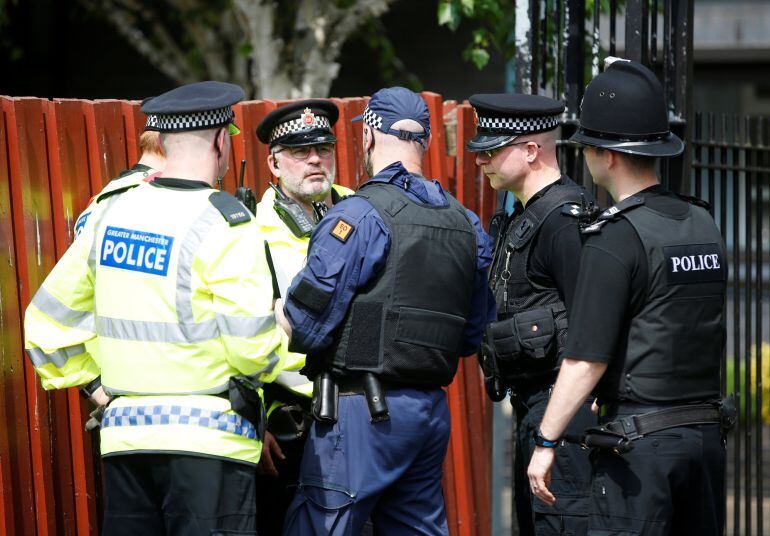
[[528, 58, 732, 536], [467, 93, 597, 536]]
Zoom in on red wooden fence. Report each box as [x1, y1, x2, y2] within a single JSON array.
[[0, 93, 495, 536]]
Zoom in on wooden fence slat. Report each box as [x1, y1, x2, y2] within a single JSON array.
[[84, 100, 128, 193], [0, 97, 30, 536], [121, 101, 144, 166], [48, 98, 103, 535]]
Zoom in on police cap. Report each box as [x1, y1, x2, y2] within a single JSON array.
[[466, 93, 564, 152], [351, 87, 431, 144], [569, 57, 684, 157], [256, 100, 338, 147], [141, 81, 244, 134]]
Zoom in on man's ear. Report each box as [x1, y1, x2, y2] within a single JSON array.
[[363, 126, 374, 152], [267, 153, 280, 177], [526, 141, 539, 163]]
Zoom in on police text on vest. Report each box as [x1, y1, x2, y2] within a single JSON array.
[[100, 226, 175, 276], [670, 254, 720, 273]]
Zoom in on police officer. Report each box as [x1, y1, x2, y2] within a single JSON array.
[[24, 81, 287, 535], [528, 58, 728, 536], [275, 86, 495, 535], [253, 100, 353, 535], [467, 93, 596, 535]]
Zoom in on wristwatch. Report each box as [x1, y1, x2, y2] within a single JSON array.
[[533, 428, 559, 448], [79, 376, 102, 399]]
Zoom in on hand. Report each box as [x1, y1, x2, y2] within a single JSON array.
[[274, 298, 292, 338], [591, 398, 599, 414], [257, 431, 285, 477], [528, 446, 556, 505], [89, 386, 111, 407]]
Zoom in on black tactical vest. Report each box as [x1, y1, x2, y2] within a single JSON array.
[[607, 198, 727, 403], [313, 181, 477, 387], [489, 178, 587, 382]]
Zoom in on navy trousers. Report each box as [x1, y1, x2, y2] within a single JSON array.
[[283, 387, 451, 535]]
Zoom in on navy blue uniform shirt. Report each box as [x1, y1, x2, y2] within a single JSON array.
[[284, 161, 495, 357]]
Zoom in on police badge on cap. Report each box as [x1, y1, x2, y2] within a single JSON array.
[[256, 100, 339, 148], [466, 94, 565, 153]]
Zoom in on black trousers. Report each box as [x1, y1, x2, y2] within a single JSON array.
[[255, 436, 306, 535], [513, 385, 596, 536], [589, 412, 726, 536], [102, 453, 257, 536]]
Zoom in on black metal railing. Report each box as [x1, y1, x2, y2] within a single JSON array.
[[503, 1, 767, 534], [692, 112, 769, 536]]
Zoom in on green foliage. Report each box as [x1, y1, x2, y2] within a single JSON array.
[[438, 0, 624, 72], [437, 0, 514, 70]]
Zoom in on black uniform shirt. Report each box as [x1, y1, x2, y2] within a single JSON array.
[[501, 177, 584, 311], [565, 184, 690, 398]]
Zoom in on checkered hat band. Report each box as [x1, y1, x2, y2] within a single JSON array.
[[477, 114, 559, 133], [362, 107, 384, 131], [101, 404, 257, 439], [154, 106, 234, 132], [270, 116, 332, 143], [145, 114, 159, 129]]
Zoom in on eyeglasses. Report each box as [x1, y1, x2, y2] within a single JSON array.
[[274, 144, 335, 160], [483, 140, 540, 159]]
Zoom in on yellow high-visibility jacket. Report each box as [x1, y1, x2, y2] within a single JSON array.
[[256, 183, 353, 406], [25, 179, 287, 465]]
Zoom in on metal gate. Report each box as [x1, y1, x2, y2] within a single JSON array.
[[502, 1, 767, 534]]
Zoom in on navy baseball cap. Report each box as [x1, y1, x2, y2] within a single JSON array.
[[352, 87, 431, 143]]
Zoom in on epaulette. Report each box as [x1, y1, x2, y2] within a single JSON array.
[[675, 193, 711, 210], [581, 195, 645, 235], [561, 203, 582, 218], [208, 191, 252, 226], [95, 184, 140, 204]]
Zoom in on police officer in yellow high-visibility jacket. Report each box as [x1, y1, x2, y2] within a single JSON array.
[[253, 100, 353, 535], [24, 81, 287, 536]]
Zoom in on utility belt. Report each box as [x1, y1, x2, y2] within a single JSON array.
[[479, 303, 567, 401], [313, 372, 410, 425], [578, 396, 737, 455], [89, 381, 268, 442]]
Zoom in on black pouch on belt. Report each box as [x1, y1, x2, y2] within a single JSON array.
[[312, 372, 339, 424], [268, 404, 313, 442], [582, 425, 635, 455], [228, 375, 266, 440], [719, 394, 738, 434]]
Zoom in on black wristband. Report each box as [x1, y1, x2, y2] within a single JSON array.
[[79, 376, 102, 399], [533, 428, 559, 448]]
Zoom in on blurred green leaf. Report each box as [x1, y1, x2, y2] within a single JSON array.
[[437, 1, 461, 31], [467, 47, 490, 69]]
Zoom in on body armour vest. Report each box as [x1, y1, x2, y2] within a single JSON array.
[[313, 181, 477, 387], [489, 178, 587, 382], [606, 197, 726, 403]]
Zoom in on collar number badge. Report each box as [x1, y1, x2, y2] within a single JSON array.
[[331, 218, 354, 242]]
